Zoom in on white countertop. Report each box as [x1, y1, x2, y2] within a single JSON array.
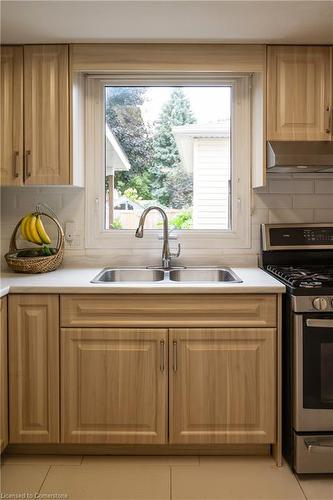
[[0, 266, 285, 297]]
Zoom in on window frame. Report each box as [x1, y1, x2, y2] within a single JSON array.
[[85, 73, 252, 250]]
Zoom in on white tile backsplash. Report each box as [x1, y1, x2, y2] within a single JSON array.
[[1, 174, 332, 268], [268, 179, 314, 194]]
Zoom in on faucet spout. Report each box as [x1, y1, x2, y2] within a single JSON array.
[[135, 226, 144, 238], [135, 206, 181, 269]]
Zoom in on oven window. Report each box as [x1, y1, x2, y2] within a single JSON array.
[[303, 315, 333, 409], [321, 343, 333, 403]]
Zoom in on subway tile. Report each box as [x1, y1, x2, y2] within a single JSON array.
[[315, 179, 333, 194], [314, 209, 333, 223], [269, 179, 314, 194], [293, 195, 333, 209], [269, 209, 314, 224], [251, 208, 269, 224], [255, 194, 293, 209]]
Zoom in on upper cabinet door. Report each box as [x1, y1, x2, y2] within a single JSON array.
[[267, 46, 332, 140], [24, 45, 70, 184], [0, 46, 23, 185]]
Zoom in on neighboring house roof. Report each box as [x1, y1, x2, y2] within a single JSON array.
[[106, 124, 131, 176], [172, 121, 230, 173], [114, 195, 144, 211]]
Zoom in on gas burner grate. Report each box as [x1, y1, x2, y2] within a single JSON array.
[[266, 265, 333, 289]]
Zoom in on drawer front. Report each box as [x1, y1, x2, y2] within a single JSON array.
[[60, 294, 277, 328]]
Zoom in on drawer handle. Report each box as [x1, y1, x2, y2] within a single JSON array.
[[305, 439, 333, 454]]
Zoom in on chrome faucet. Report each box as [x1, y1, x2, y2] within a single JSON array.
[[135, 206, 181, 269]]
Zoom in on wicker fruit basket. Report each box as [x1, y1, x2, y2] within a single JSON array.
[[5, 212, 64, 274]]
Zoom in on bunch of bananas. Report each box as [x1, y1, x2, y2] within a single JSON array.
[[20, 213, 51, 245]]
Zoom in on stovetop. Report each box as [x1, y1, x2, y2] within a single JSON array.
[[266, 265, 333, 291], [260, 224, 333, 297]]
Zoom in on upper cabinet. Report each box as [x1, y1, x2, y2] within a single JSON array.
[[24, 45, 70, 184], [0, 46, 23, 185], [0, 45, 70, 186], [267, 46, 332, 141]]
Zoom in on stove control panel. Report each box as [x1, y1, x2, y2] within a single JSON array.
[[292, 295, 333, 313], [262, 224, 333, 250], [312, 297, 328, 311]]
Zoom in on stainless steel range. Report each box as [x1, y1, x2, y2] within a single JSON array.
[[260, 223, 333, 474]]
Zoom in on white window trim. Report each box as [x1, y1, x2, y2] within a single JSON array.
[[85, 74, 251, 250]]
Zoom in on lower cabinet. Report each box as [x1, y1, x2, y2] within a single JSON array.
[[9, 295, 60, 443], [61, 328, 168, 444], [169, 328, 276, 444], [7, 294, 277, 448], [0, 297, 8, 452]]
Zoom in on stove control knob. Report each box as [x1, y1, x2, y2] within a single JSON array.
[[312, 297, 328, 311]]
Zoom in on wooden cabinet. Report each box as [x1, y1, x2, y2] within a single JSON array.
[[24, 45, 70, 184], [0, 297, 8, 452], [60, 294, 276, 329], [5, 292, 279, 453], [0, 46, 23, 185], [0, 45, 70, 185], [267, 46, 332, 140], [169, 328, 276, 444], [9, 295, 60, 443], [61, 328, 168, 444]]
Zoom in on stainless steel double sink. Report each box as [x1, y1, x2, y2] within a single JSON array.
[[91, 267, 242, 283]]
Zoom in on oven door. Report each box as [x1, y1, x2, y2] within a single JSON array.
[[294, 314, 333, 432]]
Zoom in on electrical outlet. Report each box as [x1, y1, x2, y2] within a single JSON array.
[[64, 235, 81, 249], [65, 221, 77, 241]]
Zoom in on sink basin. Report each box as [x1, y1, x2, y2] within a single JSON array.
[[91, 268, 164, 283], [169, 268, 242, 283], [91, 267, 242, 284]]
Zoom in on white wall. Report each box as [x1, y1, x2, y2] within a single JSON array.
[[193, 138, 230, 230], [1, 174, 333, 269]]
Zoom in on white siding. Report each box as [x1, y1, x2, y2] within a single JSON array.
[[193, 138, 230, 229]]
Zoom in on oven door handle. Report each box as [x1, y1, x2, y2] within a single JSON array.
[[306, 319, 333, 328], [305, 439, 333, 454]]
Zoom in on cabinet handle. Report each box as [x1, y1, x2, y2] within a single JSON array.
[[13, 151, 19, 178], [160, 340, 165, 372], [173, 340, 177, 372], [325, 106, 331, 134], [25, 150, 31, 178]]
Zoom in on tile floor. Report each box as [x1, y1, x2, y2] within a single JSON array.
[[0, 454, 332, 500]]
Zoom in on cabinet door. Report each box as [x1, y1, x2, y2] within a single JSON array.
[[170, 328, 276, 444], [267, 46, 332, 140], [61, 328, 168, 444], [0, 297, 8, 452], [0, 46, 23, 185], [9, 295, 59, 443], [24, 45, 69, 184]]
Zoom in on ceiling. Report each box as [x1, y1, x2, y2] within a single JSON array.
[[1, 0, 333, 45]]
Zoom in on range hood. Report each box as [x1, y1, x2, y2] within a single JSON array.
[[267, 141, 333, 173]]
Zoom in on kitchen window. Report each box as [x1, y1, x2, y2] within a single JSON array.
[[85, 74, 251, 249]]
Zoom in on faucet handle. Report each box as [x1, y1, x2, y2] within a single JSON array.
[[171, 243, 181, 258]]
